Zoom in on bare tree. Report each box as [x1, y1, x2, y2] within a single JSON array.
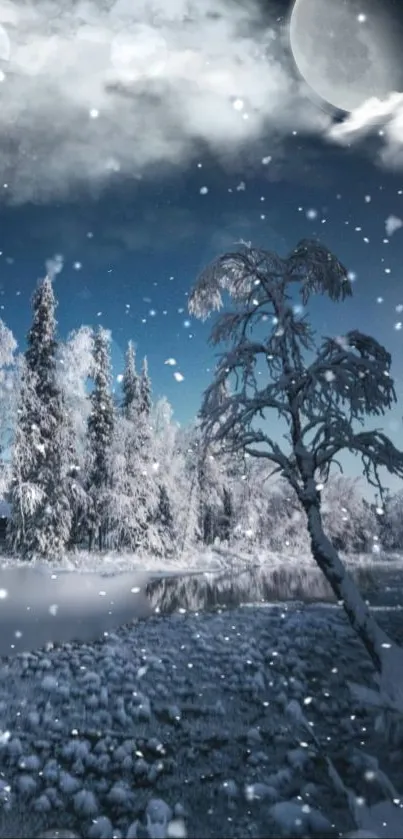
[[188, 238, 403, 708]]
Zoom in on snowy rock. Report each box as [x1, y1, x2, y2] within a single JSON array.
[[126, 821, 139, 839], [147, 738, 166, 755], [41, 675, 59, 692], [16, 774, 38, 796], [165, 704, 181, 723], [43, 759, 60, 783], [167, 819, 187, 838], [34, 793, 52, 813], [88, 816, 114, 838], [44, 786, 63, 808], [133, 758, 149, 776], [18, 754, 41, 772], [146, 798, 173, 827], [270, 800, 337, 837], [245, 783, 278, 802], [58, 771, 82, 795], [132, 698, 151, 722], [148, 762, 164, 783], [247, 750, 270, 766], [246, 727, 262, 744], [27, 711, 41, 729], [269, 801, 309, 836], [7, 737, 23, 757], [106, 781, 134, 810], [221, 779, 238, 800], [73, 788, 98, 816]]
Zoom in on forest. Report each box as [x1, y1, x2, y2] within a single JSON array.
[[0, 250, 403, 566], [0, 273, 402, 563]]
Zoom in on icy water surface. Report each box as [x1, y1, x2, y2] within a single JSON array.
[[0, 566, 152, 656], [0, 561, 401, 658]]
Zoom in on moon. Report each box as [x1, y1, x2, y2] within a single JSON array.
[[289, 0, 403, 113]]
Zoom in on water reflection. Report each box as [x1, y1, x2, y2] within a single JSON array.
[[0, 566, 152, 657]]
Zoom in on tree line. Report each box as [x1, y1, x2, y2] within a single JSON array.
[[1, 266, 403, 565]]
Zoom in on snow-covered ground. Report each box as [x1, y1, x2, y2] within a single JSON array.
[[0, 549, 402, 838]]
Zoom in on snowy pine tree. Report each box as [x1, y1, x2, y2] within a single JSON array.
[[58, 326, 94, 549], [0, 319, 17, 498], [176, 424, 203, 554], [139, 356, 152, 419], [108, 345, 159, 552], [86, 327, 115, 551], [151, 397, 181, 556], [122, 340, 140, 418], [7, 276, 72, 559]]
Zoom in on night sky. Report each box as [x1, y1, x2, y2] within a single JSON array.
[[1, 0, 403, 492]]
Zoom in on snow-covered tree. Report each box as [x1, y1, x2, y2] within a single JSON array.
[[139, 356, 152, 419], [376, 489, 403, 551], [7, 277, 72, 559], [58, 326, 94, 549], [122, 340, 139, 418], [175, 423, 203, 554], [58, 325, 93, 453], [108, 346, 159, 552], [151, 397, 182, 555], [0, 319, 18, 495], [320, 476, 377, 554], [86, 327, 114, 551], [189, 238, 403, 706]]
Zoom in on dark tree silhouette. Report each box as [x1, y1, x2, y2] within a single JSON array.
[[189, 238, 403, 710]]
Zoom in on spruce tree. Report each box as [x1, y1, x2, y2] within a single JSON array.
[[139, 356, 152, 418], [7, 277, 71, 559], [86, 327, 115, 551], [122, 340, 139, 418]]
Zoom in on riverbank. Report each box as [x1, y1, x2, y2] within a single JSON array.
[[0, 600, 402, 838]]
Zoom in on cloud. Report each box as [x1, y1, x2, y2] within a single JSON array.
[[325, 91, 403, 169], [0, 0, 332, 204]]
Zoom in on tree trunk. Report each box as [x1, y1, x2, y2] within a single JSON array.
[[304, 500, 403, 707]]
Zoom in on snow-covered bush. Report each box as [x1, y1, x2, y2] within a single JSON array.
[[320, 476, 377, 554], [378, 489, 403, 550]]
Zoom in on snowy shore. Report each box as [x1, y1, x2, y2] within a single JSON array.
[[0, 596, 402, 838]]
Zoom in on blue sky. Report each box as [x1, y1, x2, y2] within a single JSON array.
[[1, 0, 403, 494]]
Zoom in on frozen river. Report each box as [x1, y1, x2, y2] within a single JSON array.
[[0, 565, 152, 656], [0, 561, 400, 658]]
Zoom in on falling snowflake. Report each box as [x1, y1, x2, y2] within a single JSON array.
[[173, 372, 184, 382], [385, 215, 403, 237]]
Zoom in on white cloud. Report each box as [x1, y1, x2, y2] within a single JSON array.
[[325, 91, 403, 169], [0, 0, 331, 204]]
